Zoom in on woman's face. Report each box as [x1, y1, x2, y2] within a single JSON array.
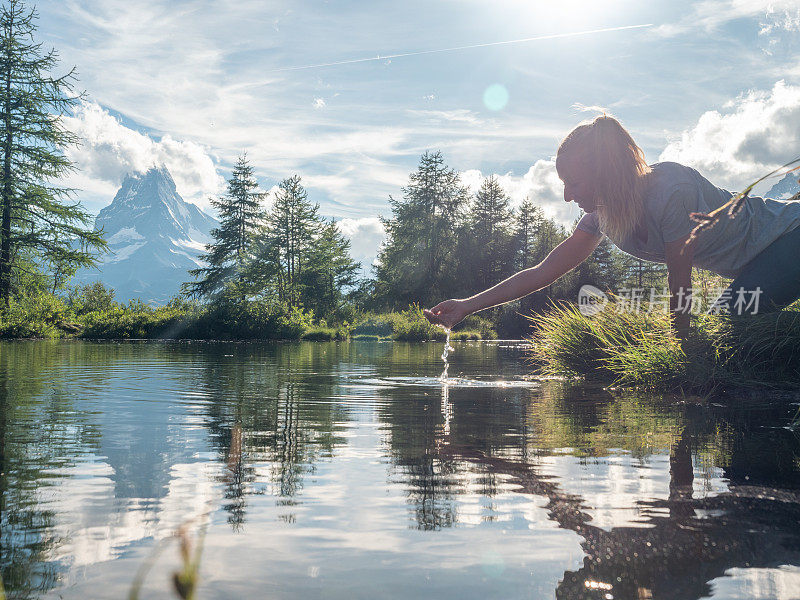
[[557, 155, 598, 213]]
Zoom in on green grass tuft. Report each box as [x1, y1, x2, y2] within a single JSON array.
[[528, 300, 800, 392]]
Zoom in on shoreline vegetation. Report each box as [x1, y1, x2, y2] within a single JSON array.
[[0, 283, 497, 342], [9, 278, 800, 395], [529, 299, 800, 393]]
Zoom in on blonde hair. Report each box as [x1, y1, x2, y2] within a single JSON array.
[[556, 114, 651, 241]]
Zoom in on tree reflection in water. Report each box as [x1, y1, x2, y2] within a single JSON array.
[[425, 383, 800, 600], [0, 340, 798, 600]]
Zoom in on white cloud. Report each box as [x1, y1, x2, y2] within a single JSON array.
[[657, 0, 800, 36], [313, 98, 326, 109], [336, 217, 386, 271], [63, 102, 224, 209], [406, 109, 482, 124], [759, 5, 800, 54], [659, 80, 800, 190], [461, 160, 579, 227], [760, 5, 800, 34]]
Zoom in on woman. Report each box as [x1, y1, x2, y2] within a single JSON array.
[[424, 115, 800, 339]]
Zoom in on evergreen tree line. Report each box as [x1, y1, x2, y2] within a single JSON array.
[[182, 155, 360, 320], [0, 0, 665, 338], [370, 151, 666, 334]]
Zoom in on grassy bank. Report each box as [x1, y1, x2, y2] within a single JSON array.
[[0, 288, 496, 341], [528, 300, 800, 392], [351, 305, 496, 341]]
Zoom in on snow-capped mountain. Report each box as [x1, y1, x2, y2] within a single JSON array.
[[766, 172, 800, 201], [75, 166, 218, 303]]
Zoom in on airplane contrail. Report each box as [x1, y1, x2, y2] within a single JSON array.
[[269, 23, 653, 72]]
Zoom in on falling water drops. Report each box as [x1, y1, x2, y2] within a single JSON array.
[[440, 327, 454, 381]]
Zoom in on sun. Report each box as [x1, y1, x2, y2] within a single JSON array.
[[511, 0, 624, 28]]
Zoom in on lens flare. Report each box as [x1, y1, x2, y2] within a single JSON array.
[[483, 84, 509, 111]]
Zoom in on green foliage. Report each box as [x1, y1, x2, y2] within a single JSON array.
[[459, 314, 498, 340], [352, 313, 395, 337], [184, 153, 265, 298], [258, 174, 321, 306], [0, 0, 106, 306], [374, 151, 470, 308], [390, 304, 447, 341], [529, 300, 800, 391], [67, 281, 117, 315], [462, 175, 514, 290], [529, 302, 673, 380], [349, 307, 496, 341], [296, 219, 360, 315], [0, 291, 73, 337], [301, 326, 350, 341]]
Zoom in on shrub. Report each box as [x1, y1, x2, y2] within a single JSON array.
[[391, 304, 446, 341], [459, 314, 497, 339], [68, 281, 117, 316], [0, 293, 74, 338], [301, 326, 350, 341]]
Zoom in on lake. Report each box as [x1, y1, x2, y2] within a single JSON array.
[[1, 340, 799, 599]]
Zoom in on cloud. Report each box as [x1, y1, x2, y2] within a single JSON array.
[[313, 98, 326, 109], [406, 109, 482, 124], [658, 80, 800, 190], [461, 159, 579, 226], [656, 0, 800, 36], [63, 102, 224, 209], [336, 217, 386, 272], [759, 5, 800, 54], [571, 103, 609, 115]]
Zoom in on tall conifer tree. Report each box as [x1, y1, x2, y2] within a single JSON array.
[[300, 219, 360, 315], [261, 175, 320, 307], [0, 0, 105, 305], [467, 176, 514, 289], [184, 153, 264, 298], [513, 197, 543, 270], [374, 151, 469, 308]]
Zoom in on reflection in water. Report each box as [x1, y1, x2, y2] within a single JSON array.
[[0, 340, 798, 599]]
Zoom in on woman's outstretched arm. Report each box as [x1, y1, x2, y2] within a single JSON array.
[[424, 228, 602, 329]]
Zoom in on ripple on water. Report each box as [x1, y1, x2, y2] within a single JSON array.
[[350, 376, 540, 388]]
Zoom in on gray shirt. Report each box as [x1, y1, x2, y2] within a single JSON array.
[[575, 161, 800, 278]]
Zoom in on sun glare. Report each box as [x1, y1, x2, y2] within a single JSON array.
[[512, 0, 621, 27]]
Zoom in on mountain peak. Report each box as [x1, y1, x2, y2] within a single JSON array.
[[767, 172, 800, 200], [114, 165, 179, 208], [75, 165, 218, 303]]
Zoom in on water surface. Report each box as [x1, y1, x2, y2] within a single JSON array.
[[1, 340, 799, 599]]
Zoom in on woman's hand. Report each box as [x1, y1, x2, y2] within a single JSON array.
[[423, 299, 470, 330]]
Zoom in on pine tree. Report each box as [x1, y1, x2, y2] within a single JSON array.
[[261, 175, 319, 307], [374, 151, 469, 308], [620, 255, 668, 291], [183, 153, 264, 298], [300, 219, 360, 315], [576, 236, 626, 293], [514, 204, 570, 314], [466, 176, 514, 290], [513, 197, 543, 270], [0, 0, 105, 305]]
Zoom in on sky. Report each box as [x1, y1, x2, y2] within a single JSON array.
[[35, 0, 800, 269]]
